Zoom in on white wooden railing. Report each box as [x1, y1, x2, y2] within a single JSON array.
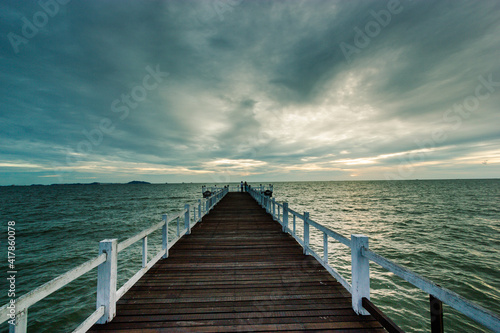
[[4, 184, 498, 332], [204, 184, 273, 194], [0, 187, 228, 333], [248, 186, 500, 332]]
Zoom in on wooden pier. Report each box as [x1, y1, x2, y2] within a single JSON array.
[[2, 186, 498, 332], [88, 192, 385, 332]]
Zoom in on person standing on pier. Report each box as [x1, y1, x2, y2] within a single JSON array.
[[240, 181, 244, 192]]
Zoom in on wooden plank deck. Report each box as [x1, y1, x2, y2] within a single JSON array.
[[88, 192, 385, 332]]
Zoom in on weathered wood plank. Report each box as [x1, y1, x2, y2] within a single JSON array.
[[88, 192, 385, 332]]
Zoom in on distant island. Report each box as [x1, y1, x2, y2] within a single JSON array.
[[46, 182, 101, 186], [127, 181, 151, 184], [27, 181, 152, 186]]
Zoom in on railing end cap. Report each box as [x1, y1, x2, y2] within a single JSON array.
[[351, 234, 368, 239], [99, 238, 118, 243]]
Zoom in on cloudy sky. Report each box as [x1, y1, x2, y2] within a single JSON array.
[[1, 0, 499, 185]]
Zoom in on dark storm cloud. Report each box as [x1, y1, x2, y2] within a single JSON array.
[[1, 0, 499, 184]]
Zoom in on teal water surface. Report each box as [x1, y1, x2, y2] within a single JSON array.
[[0, 180, 499, 332]]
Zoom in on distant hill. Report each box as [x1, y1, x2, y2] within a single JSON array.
[[127, 181, 151, 184], [48, 182, 101, 186]]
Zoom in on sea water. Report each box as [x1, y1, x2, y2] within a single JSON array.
[[0, 180, 498, 332]]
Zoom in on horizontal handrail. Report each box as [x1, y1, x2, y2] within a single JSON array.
[[2, 187, 229, 332], [209, 184, 273, 193], [306, 245, 352, 293], [362, 248, 500, 332], [117, 210, 185, 253], [0, 253, 106, 324], [271, 202, 350, 247], [71, 306, 105, 333], [247, 186, 500, 332], [279, 209, 352, 291], [306, 217, 351, 247], [115, 213, 195, 302], [116, 248, 167, 300], [117, 220, 164, 253], [288, 208, 304, 220]]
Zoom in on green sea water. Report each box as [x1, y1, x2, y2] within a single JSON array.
[[0, 180, 498, 332]]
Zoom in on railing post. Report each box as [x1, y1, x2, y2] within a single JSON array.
[[282, 202, 289, 232], [293, 214, 296, 236], [142, 236, 148, 267], [323, 232, 328, 264], [184, 204, 191, 234], [430, 295, 444, 333], [9, 308, 28, 333], [96, 239, 118, 324], [176, 216, 180, 236], [303, 212, 310, 255], [162, 214, 168, 258], [206, 197, 209, 213], [198, 199, 201, 221], [351, 234, 370, 315], [272, 198, 276, 219]]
